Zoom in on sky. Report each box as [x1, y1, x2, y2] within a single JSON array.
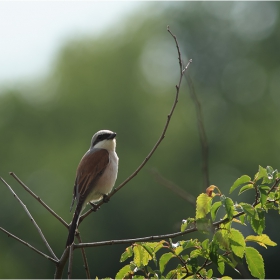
[[0, 1, 142, 87]]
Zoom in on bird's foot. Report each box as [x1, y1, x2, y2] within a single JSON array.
[[89, 202, 100, 212], [103, 194, 110, 203]]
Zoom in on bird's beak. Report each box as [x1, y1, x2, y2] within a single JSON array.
[[107, 132, 117, 140]]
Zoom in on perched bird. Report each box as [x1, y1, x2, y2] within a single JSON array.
[[66, 129, 119, 247]]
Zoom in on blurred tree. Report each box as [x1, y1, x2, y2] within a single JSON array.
[[0, 2, 279, 278]]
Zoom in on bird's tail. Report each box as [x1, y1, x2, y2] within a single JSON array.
[[66, 205, 82, 247]]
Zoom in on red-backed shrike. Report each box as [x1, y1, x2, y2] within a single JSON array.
[[66, 130, 119, 247]]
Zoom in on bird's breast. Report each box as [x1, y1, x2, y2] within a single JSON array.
[[87, 151, 118, 204]]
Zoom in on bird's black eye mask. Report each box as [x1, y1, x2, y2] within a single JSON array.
[[93, 133, 115, 146]]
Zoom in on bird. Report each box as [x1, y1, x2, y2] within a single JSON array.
[[66, 129, 119, 247]]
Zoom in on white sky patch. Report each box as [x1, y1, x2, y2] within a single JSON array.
[[0, 1, 142, 86]]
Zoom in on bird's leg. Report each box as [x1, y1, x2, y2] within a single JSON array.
[[102, 194, 110, 203], [89, 202, 100, 212]]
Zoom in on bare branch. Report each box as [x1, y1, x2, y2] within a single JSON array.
[[74, 226, 197, 249], [167, 25, 183, 73], [0, 227, 58, 264], [0, 177, 58, 261], [184, 74, 210, 189], [150, 168, 196, 207], [76, 233, 91, 279], [54, 247, 70, 279], [79, 26, 192, 224], [9, 172, 69, 228], [68, 244, 74, 279]]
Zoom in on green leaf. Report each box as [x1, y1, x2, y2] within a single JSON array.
[[209, 241, 219, 265], [133, 244, 150, 267], [229, 229, 245, 258], [259, 185, 270, 207], [190, 249, 202, 258], [141, 243, 159, 265], [159, 252, 175, 274], [154, 241, 165, 253], [229, 175, 251, 194], [115, 264, 132, 279], [180, 239, 200, 250], [245, 247, 265, 279], [266, 166, 274, 179], [264, 166, 278, 183], [217, 258, 225, 275], [223, 197, 234, 221], [213, 230, 230, 251], [254, 165, 267, 182], [174, 245, 184, 256], [239, 214, 246, 225], [181, 218, 195, 232], [196, 193, 212, 219], [187, 257, 198, 273], [219, 255, 236, 269], [245, 234, 277, 248], [196, 217, 211, 233], [201, 239, 209, 250], [207, 269, 213, 278], [238, 184, 254, 195], [250, 209, 265, 234], [239, 203, 256, 218], [211, 201, 222, 221], [120, 246, 133, 262], [170, 264, 186, 279]]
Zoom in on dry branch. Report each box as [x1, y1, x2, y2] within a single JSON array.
[[0, 177, 58, 261], [10, 172, 68, 228], [0, 226, 58, 264], [55, 25, 192, 278]]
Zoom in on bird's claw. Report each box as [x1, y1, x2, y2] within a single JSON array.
[[89, 202, 100, 212], [103, 194, 110, 203]]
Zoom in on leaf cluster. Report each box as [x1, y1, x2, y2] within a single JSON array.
[[116, 165, 279, 279]]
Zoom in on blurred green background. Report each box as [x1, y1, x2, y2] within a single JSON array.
[[1, 2, 280, 278]]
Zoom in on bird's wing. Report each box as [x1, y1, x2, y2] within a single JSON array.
[[76, 148, 109, 197]]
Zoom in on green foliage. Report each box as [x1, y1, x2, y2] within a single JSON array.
[[1, 2, 280, 278], [116, 166, 279, 279]]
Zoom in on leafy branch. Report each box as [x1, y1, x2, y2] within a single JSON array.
[[0, 26, 279, 280], [115, 165, 279, 279], [0, 26, 192, 279]]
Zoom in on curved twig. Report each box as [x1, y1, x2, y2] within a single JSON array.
[[68, 244, 74, 279], [79, 27, 192, 224], [55, 26, 192, 277], [0, 227, 58, 264], [184, 74, 210, 190], [74, 226, 197, 249], [0, 177, 58, 261], [76, 233, 91, 279], [9, 172, 68, 228]]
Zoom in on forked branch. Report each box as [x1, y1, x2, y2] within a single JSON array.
[[79, 27, 192, 224]]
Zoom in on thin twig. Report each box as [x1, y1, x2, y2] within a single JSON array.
[[74, 226, 198, 249], [68, 244, 74, 279], [10, 172, 68, 228], [79, 27, 192, 224], [0, 177, 58, 261], [76, 233, 91, 279], [167, 25, 183, 72], [150, 168, 196, 207], [184, 73, 210, 190], [75, 207, 253, 250], [55, 247, 70, 279], [56, 26, 192, 278], [0, 227, 58, 264]]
